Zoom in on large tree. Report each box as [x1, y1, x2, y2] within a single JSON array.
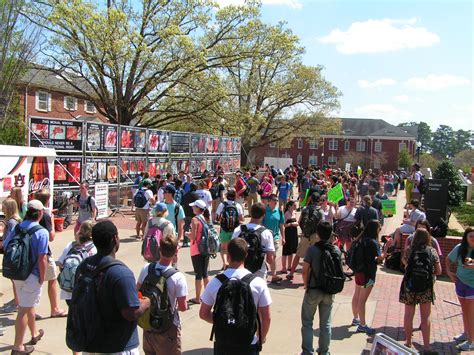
[[431, 125, 455, 158], [398, 121, 432, 153]]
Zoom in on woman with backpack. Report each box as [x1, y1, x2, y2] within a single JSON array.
[[400, 228, 441, 351], [351, 220, 383, 335], [446, 227, 474, 352], [185, 200, 211, 305]]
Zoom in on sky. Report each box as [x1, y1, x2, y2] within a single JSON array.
[[216, 0, 473, 131]]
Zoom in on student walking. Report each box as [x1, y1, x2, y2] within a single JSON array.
[[282, 200, 298, 274], [74, 182, 97, 236]]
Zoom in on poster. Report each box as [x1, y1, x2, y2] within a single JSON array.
[[147, 157, 169, 177], [148, 129, 170, 154], [171, 159, 190, 174], [371, 333, 417, 355], [30, 117, 83, 151], [381, 199, 396, 217], [85, 122, 118, 152], [191, 134, 206, 154], [232, 138, 241, 154], [119, 157, 146, 183], [85, 157, 118, 185], [94, 183, 109, 219], [120, 126, 147, 153], [170, 132, 190, 153], [328, 183, 344, 204], [53, 156, 82, 187]]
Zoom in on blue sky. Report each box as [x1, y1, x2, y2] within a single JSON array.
[[218, 0, 473, 131]]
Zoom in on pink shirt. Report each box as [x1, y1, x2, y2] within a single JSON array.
[[190, 216, 204, 257]]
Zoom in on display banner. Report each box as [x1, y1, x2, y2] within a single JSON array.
[[120, 126, 147, 153], [191, 134, 207, 154], [119, 157, 146, 182], [147, 157, 169, 177], [94, 182, 109, 219], [148, 129, 170, 154], [171, 159, 190, 174], [54, 156, 82, 187], [170, 132, 190, 153], [85, 157, 118, 184], [30, 117, 83, 151], [85, 122, 118, 152]]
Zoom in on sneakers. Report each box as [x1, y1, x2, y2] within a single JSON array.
[[357, 324, 376, 335], [286, 273, 294, 280], [454, 333, 467, 342], [457, 341, 474, 352], [351, 318, 360, 326]]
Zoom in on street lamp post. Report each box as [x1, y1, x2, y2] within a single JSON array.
[[416, 141, 421, 163], [220, 118, 225, 136], [321, 152, 325, 168]]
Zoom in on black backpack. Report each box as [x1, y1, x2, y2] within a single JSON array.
[[300, 205, 323, 237], [220, 202, 240, 232], [66, 258, 124, 352], [238, 225, 266, 273], [310, 242, 345, 294], [404, 248, 433, 293], [2, 225, 44, 280], [210, 273, 261, 352], [138, 263, 178, 333], [210, 184, 220, 200], [134, 189, 148, 208], [347, 238, 365, 273], [76, 195, 93, 212], [418, 175, 426, 194], [431, 218, 448, 239]]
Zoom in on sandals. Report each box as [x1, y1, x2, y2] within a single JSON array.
[[50, 311, 67, 318], [187, 298, 200, 305], [24, 329, 44, 346], [11, 345, 34, 354]]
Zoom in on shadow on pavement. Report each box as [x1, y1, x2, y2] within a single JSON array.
[[182, 347, 213, 354], [316, 324, 352, 341]]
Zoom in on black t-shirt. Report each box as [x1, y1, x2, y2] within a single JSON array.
[[355, 206, 379, 227], [181, 191, 200, 217], [361, 238, 380, 281], [39, 213, 52, 232], [77, 254, 140, 353]]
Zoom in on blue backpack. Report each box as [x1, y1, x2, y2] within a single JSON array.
[[196, 215, 220, 257], [134, 189, 148, 208]]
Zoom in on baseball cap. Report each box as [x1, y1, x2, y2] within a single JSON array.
[[27, 199, 44, 211], [154, 202, 167, 214], [189, 200, 206, 209], [164, 185, 176, 194]]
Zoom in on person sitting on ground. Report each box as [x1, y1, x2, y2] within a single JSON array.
[[402, 219, 442, 267]]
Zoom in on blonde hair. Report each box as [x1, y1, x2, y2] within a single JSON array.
[[78, 219, 95, 244], [10, 187, 24, 212], [2, 197, 21, 221]]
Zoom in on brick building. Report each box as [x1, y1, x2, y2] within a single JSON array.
[[252, 118, 417, 172], [17, 65, 108, 125]]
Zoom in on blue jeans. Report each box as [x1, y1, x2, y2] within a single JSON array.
[[301, 289, 334, 355]]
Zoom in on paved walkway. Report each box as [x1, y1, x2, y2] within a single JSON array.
[[0, 191, 466, 354]]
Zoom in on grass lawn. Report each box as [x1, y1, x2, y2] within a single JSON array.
[[451, 203, 474, 228]]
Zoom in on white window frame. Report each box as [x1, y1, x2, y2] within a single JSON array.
[[35, 91, 51, 112], [269, 142, 277, 148], [281, 151, 290, 158], [373, 158, 381, 169], [309, 139, 318, 149], [328, 155, 337, 166], [356, 140, 366, 152], [85, 100, 96, 114], [328, 138, 338, 151], [64, 96, 77, 111], [297, 154, 302, 165], [308, 155, 317, 166], [374, 141, 382, 153], [297, 138, 303, 149], [399, 142, 407, 152], [344, 140, 350, 151]]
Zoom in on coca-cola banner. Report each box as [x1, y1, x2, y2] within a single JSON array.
[[54, 156, 82, 187], [170, 132, 190, 154], [30, 117, 83, 151], [85, 157, 118, 185], [119, 157, 146, 183], [85, 122, 118, 152], [120, 126, 147, 153], [147, 157, 169, 177], [148, 129, 169, 154], [191, 134, 207, 154]]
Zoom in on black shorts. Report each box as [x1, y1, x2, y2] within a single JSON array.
[[214, 343, 259, 355], [191, 254, 210, 280]]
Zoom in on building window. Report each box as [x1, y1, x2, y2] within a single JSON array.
[[356, 140, 366, 152], [374, 141, 382, 152], [308, 155, 317, 166], [309, 140, 318, 149], [269, 142, 277, 148], [297, 154, 302, 165], [344, 141, 350, 151], [85, 100, 96, 113], [64, 96, 77, 111], [297, 138, 303, 149], [35, 91, 50, 112], [328, 155, 337, 166], [399, 142, 407, 152], [328, 139, 338, 151], [281, 152, 290, 158], [373, 158, 381, 169]]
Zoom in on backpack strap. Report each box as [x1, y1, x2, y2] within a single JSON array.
[[92, 259, 124, 277], [240, 273, 256, 285], [26, 224, 45, 236], [174, 203, 180, 225], [87, 196, 92, 211], [215, 273, 228, 284]]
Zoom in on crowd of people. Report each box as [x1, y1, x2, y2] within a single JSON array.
[[1, 162, 473, 354]]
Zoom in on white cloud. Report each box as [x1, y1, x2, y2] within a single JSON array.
[[319, 18, 440, 54], [452, 103, 473, 113], [353, 104, 414, 120], [215, 0, 302, 9], [404, 74, 471, 90], [358, 78, 397, 89], [393, 94, 409, 103]]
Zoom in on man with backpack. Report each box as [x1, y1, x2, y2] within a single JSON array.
[[137, 234, 188, 355], [132, 172, 144, 211], [409, 163, 424, 202], [287, 192, 324, 281], [199, 238, 272, 355], [215, 189, 245, 269], [66, 220, 151, 353], [3, 200, 49, 354], [232, 203, 275, 280], [74, 181, 97, 237], [134, 180, 155, 240], [354, 195, 379, 230], [245, 171, 260, 214], [210, 176, 225, 223], [301, 221, 344, 355], [262, 194, 285, 283], [163, 185, 185, 246]]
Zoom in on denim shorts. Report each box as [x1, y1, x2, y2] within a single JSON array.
[[355, 272, 375, 288], [455, 279, 474, 299]]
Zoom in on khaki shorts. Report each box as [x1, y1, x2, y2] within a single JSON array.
[[296, 234, 318, 259], [135, 208, 150, 224], [143, 323, 181, 355], [45, 255, 59, 281], [273, 239, 280, 254], [13, 274, 43, 308]]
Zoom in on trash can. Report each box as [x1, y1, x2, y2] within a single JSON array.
[[54, 217, 65, 232]]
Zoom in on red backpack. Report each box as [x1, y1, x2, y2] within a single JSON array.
[[141, 221, 171, 262]]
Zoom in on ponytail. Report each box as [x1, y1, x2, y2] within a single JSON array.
[[202, 208, 210, 221]]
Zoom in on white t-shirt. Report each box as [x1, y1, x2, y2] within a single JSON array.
[[134, 188, 154, 209], [232, 223, 275, 276], [337, 206, 356, 222], [57, 241, 97, 300], [215, 200, 244, 218], [412, 172, 422, 193], [157, 188, 164, 203], [196, 189, 213, 209], [137, 263, 188, 327], [144, 217, 175, 239], [200, 267, 272, 345]]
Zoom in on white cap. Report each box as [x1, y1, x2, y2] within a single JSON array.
[[189, 200, 206, 209], [27, 199, 44, 211]]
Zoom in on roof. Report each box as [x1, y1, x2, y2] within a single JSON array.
[[340, 118, 416, 138], [18, 65, 95, 97]]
